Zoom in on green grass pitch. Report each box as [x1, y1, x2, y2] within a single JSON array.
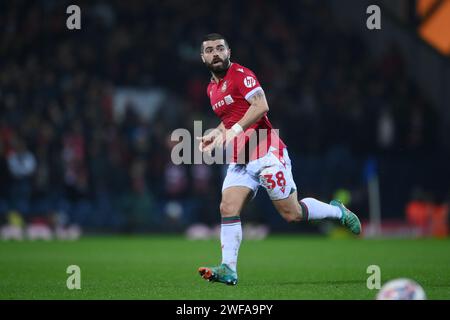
[[1, 235, 449, 299]]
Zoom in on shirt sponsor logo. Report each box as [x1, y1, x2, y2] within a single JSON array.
[[212, 99, 225, 110], [224, 95, 234, 105], [244, 76, 256, 88]]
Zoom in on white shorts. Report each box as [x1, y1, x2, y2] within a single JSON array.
[[222, 147, 297, 201]]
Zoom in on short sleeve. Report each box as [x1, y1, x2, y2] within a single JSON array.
[[234, 68, 264, 102]]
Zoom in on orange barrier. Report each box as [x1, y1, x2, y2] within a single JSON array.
[[406, 201, 449, 237], [431, 204, 449, 238]]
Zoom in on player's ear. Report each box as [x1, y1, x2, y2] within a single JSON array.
[[201, 53, 205, 63]]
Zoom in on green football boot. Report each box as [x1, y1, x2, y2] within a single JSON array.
[[198, 263, 238, 286], [330, 200, 362, 235]]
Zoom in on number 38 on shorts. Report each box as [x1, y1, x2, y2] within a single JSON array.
[[259, 165, 295, 200], [222, 148, 297, 201], [261, 170, 286, 191], [257, 150, 297, 200]]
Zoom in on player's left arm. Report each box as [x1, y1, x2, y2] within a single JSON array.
[[235, 90, 269, 131], [219, 89, 268, 145]]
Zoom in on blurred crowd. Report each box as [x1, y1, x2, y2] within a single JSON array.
[[0, 0, 447, 233]]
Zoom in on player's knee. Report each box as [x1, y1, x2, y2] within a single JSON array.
[[282, 211, 301, 223], [277, 204, 301, 223], [220, 201, 240, 217]]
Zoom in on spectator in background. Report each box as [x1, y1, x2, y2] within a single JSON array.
[[377, 105, 396, 151], [62, 121, 89, 201], [117, 158, 156, 232], [7, 137, 37, 216]]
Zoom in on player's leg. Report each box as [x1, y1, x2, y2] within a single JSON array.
[[219, 186, 252, 271], [272, 191, 342, 222], [198, 164, 259, 285], [272, 193, 361, 234], [260, 148, 361, 234]]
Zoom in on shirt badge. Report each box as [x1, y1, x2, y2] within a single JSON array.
[[221, 81, 227, 92]]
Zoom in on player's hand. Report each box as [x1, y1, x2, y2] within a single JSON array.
[[197, 125, 242, 154], [204, 129, 239, 155], [196, 128, 222, 153]]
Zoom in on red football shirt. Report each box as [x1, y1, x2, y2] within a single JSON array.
[[207, 62, 286, 163]]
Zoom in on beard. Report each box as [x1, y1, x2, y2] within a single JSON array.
[[205, 56, 231, 76]]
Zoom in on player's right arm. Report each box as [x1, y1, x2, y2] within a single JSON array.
[[196, 122, 225, 152]]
